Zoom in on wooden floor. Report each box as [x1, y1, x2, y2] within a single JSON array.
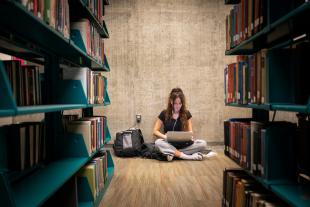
[[100, 146, 237, 207]]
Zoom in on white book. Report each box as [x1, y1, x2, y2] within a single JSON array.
[[63, 67, 90, 103]]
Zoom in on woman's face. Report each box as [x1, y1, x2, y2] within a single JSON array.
[[172, 97, 182, 113]]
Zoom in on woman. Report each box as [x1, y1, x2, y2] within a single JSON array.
[[153, 87, 207, 161]]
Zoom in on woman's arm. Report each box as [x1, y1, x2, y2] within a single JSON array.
[[153, 118, 167, 139], [187, 118, 193, 132], [187, 118, 194, 140]]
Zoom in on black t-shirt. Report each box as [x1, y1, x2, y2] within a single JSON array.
[[158, 110, 192, 133]]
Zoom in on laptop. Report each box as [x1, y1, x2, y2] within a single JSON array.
[[166, 131, 193, 142]]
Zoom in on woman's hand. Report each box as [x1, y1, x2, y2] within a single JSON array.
[[191, 136, 195, 141], [163, 134, 168, 140]]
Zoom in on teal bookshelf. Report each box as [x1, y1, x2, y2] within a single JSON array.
[[15, 105, 86, 115], [103, 76, 111, 106], [225, 2, 310, 55], [271, 185, 310, 207], [0, 0, 113, 206], [226, 158, 310, 207], [11, 158, 88, 207], [102, 21, 110, 38], [225, 103, 271, 110], [224, 1, 310, 207], [271, 104, 309, 113], [228, 158, 295, 189], [226, 103, 309, 113], [103, 54, 111, 72], [0, 61, 16, 117], [104, 117, 111, 144]]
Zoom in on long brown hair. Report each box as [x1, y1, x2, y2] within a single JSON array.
[[165, 87, 189, 131]]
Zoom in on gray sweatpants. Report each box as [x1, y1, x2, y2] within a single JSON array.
[[155, 139, 207, 156]]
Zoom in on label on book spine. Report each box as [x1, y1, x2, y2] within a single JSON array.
[[255, 18, 259, 27], [261, 97, 265, 104]]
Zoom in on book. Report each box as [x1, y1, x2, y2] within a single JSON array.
[[67, 120, 92, 156], [62, 66, 89, 102], [250, 121, 264, 175], [78, 163, 96, 199]]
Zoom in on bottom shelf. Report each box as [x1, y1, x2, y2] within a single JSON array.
[[0, 109, 15, 117], [12, 157, 88, 207], [226, 155, 294, 189], [271, 185, 310, 207], [226, 154, 310, 207]]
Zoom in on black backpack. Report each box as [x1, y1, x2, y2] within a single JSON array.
[[113, 128, 144, 157]]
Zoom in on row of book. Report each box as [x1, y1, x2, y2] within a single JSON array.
[[225, 0, 266, 50], [1, 61, 107, 106], [64, 115, 106, 156], [21, 0, 70, 39], [225, 0, 305, 50], [20, 1, 106, 64], [71, 18, 105, 64], [63, 67, 106, 104], [224, 119, 297, 180], [3, 60, 42, 106], [3, 122, 46, 171], [223, 168, 290, 207], [84, 0, 105, 22], [224, 50, 267, 105], [224, 42, 310, 105], [77, 150, 108, 200]]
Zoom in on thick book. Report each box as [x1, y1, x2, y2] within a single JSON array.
[[63, 67, 90, 103], [7, 125, 26, 171], [67, 120, 92, 156], [78, 163, 96, 199], [260, 49, 267, 104], [250, 121, 264, 175]]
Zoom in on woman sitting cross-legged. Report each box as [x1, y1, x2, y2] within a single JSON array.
[[153, 87, 213, 162]]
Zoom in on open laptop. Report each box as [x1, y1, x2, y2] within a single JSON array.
[[166, 131, 193, 142]]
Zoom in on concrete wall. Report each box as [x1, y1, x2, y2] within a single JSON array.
[[95, 0, 254, 143]]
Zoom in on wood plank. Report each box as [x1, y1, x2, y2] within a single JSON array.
[[100, 147, 237, 207]]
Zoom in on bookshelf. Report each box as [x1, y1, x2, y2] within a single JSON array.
[[0, 0, 113, 206], [225, 2, 310, 55], [223, 0, 310, 207]]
